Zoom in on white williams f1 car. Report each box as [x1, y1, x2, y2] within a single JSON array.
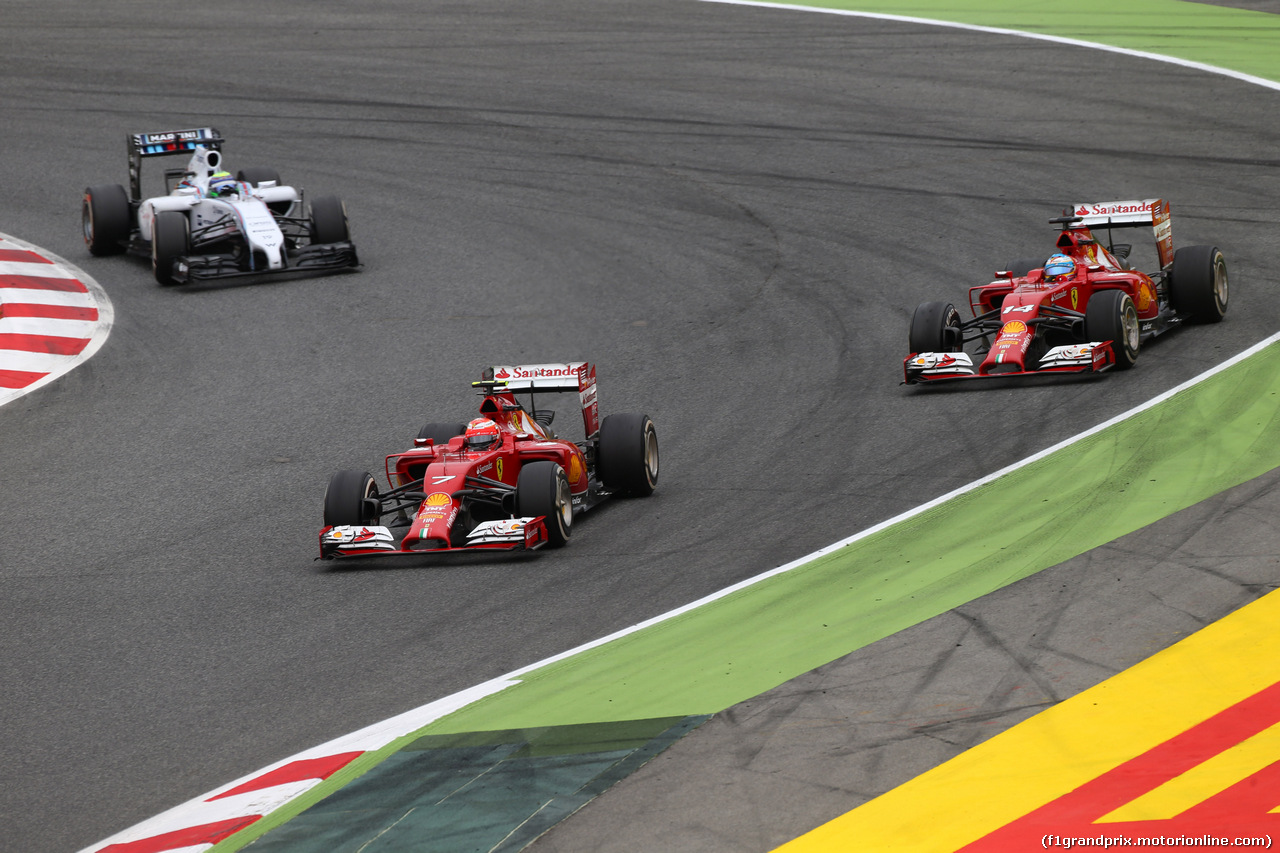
[[83, 127, 358, 285]]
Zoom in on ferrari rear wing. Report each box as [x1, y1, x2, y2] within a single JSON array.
[[127, 127, 224, 202], [487, 362, 600, 438], [1068, 198, 1174, 268]]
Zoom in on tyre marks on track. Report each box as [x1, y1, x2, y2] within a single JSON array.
[[0, 234, 113, 405]]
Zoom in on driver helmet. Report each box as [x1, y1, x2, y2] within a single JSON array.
[[1043, 253, 1076, 279], [208, 171, 238, 198], [463, 418, 501, 451]]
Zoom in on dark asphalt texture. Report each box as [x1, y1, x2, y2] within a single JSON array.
[[2, 2, 1279, 851]]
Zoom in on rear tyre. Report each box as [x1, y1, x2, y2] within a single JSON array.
[[151, 211, 190, 286], [1169, 245, 1228, 323], [908, 301, 962, 354], [323, 470, 381, 527], [597, 413, 659, 497], [309, 195, 349, 244], [1005, 257, 1043, 277], [516, 460, 571, 547], [1084, 289, 1140, 370], [416, 422, 467, 446], [83, 184, 131, 256]]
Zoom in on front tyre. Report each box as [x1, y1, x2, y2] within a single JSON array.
[[1169, 245, 1228, 324], [516, 460, 572, 547], [908, 301, 962, 354], [1085, 289, 1140, 371], [597, 413, 659, 497], [309, 195, 350, 244], [323, 470, 381, 527], [83, 184, 131, 256], [151, 211, 190, 286]]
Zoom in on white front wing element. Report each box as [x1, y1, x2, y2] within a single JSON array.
[[321, 525, 396, 550], [1039, 343, 1105, 369], [906, 351, 975, 377], [467, 517, 537, 544]]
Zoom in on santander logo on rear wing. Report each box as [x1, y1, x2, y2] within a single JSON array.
[[1072, 198, 1174, 269], [489, 362, 600, 438]]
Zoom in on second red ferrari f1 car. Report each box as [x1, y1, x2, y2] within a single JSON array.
[[319, 362, 658, 559], [904, 198, 1228, 384]]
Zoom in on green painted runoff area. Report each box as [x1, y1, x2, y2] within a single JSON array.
[[217, 4, 1280, 849]]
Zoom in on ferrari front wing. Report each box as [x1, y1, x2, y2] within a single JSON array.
[[318, 516, 549, 559], [904, 341, 1115, 384]]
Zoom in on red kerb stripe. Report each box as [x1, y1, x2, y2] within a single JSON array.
[[209, 751, 364, 801], [0, 274, 87, 293], [0, 369, 48, 388], [98, 815, 260, 853], [2, 303, 98, 321], [0, 248, 54, 264], [0, 333, 90, 355]]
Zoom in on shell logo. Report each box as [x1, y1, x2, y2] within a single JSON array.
[[1000, 321, 1027, 335], [424, 492, 451, 507], [568, 451, 584, 484]]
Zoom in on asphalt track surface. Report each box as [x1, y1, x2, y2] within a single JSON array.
[[3, 2, 1280, 851]]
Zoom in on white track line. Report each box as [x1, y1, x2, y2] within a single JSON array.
[[703, 0, 1280, 95]]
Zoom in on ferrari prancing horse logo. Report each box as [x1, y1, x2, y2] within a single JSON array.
[[1070, 287, 1079, 310], [496, 458, 504, 480]]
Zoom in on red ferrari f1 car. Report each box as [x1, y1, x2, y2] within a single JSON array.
[[904, 199, 1228, 384], [319, 362, 658, 559]]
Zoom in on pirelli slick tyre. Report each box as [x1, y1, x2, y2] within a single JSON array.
[[598, 413, 659, 497], [151, 211, 190, 286], [908, 301, 962, 354], [516, 461, 571, 548], [1169, 245, 1228, 324], [309, 195, 350, 245], [83, 184, 131, 256], [1085, 289, 1140, 371], [416, 422, 467, 446], [323, 470, 381, 527]]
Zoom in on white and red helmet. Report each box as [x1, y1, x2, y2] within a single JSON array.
[[463, 418, 501, 451]]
